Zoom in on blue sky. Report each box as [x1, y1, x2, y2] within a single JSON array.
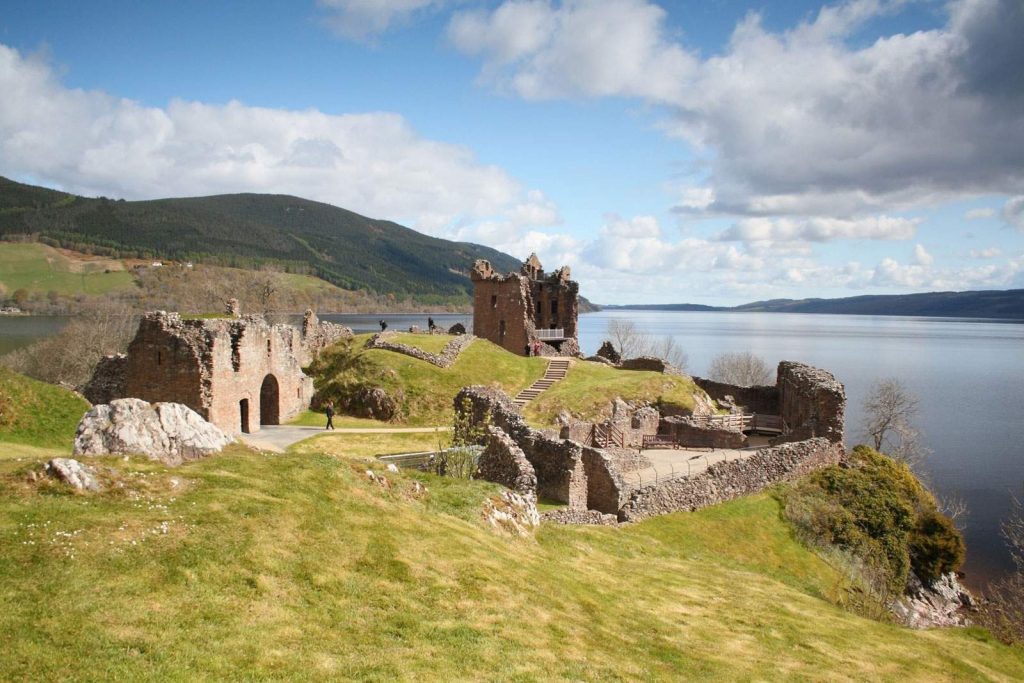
[[1, 0, 1022, 305]]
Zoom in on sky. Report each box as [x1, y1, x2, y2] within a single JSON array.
[[1, 0, 1022, 305]]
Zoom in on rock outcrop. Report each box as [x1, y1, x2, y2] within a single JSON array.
[[482, 490, 540, 535], [45, 458, 101, 492], [73, 398, 233, 465], [892, 573, 975, 629]]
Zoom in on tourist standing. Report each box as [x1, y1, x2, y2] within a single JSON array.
[[324, 402, 335, 430], [379, 320, 387, 332]]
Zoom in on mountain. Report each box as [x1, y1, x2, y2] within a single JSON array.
[[0, 176, 520, 302], [601, 289, 1024, 320]]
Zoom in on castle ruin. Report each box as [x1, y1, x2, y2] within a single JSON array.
[[471, 253, 580, 356], [85, 307, 351, 435]]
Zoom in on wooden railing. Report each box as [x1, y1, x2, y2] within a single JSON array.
[[592, 423, 625, 448], [536, 328, 566, 340]]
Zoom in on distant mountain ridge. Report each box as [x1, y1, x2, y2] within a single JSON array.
[[602, 289, 1024, 320], [0, 176, 520, 304]]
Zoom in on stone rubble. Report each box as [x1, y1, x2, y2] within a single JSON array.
[[366, 331, 476, 368], [482, 490, 540, 535], [45, 458, 101, 492]]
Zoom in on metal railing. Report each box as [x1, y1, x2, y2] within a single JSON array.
[[536, 328, 565, 340]]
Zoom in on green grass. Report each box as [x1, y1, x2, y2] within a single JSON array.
[[0, 366, 88, 449], [346, 334, 548, 426], [291, 431, 447, 459], [0, 242, 136, 296], [525, 359, 701, 426], [386, 332, 453, 354], [0, 443, 1021, 680]]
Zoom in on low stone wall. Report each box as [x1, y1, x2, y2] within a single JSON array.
[[660, 416, 746, 449], [692, 376, 779, 414], [82, 353, 127, 405], [619, 438, 845, 522], [542, 508, 619, 525], [367, 332, 476, 368], [777, 361, 845, 443], [477, 425, 537, 502], [603, 447, 652, 473], [619, 356, 671, 373], [581, 446, 629, 513]]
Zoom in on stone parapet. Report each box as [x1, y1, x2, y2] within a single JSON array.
[[366, 332, 475, 368]]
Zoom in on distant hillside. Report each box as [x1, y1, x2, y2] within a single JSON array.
[[602, 289, 1024, 320], [0, 176, 520, 303]]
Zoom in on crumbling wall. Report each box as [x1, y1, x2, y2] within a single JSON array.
[[659, 416, 747, 449], [477, 425, 537, 502], [620, 438, 846, 522], [777, 361, 846, 443], [300, 309, 353, 361], [581, 446, 629, 514], [366, 331, 476, 368], [82, 353, 127, 405], [118, 311, 317, 435], [692, 376, 780, 415], [455, 386, 596, 510]]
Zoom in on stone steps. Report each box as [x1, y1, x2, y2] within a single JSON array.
[[513, 357, 573, 407]]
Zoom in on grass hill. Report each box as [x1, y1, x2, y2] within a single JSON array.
[[0, 176, 520, 303], [2, 440, 1022, 679], [602, 289, 1024, 320], [0, 366, 89, 451], [305, 334, 704, 427]]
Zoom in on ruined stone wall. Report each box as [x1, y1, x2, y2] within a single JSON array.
[[692, 376, 780, 415], [581, 446, 628, 514], [366, 332, 476, 368], [300, 310, 353, 361], [530, 276, 579, 341], [82, 353, 127, 405], [120, 312, 312, 435], [471, 272, 533, 355], [777, 361, 846, 443], [659, 416, 747, 449], [477, 426, 537, 502], [454, 386, 593, 509], [620, 438, 846, 522]]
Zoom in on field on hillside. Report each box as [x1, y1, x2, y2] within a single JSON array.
[[0, 242, 135, 297], [1, 442, 1022, 680]]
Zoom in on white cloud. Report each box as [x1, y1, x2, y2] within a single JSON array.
[[0, 43, 559, 238], [1003, 196, 1024, 231], [452, 0, 1024, 219], [716, 215, 919, 243], [318, 0, 444, 41], [913, 243, 934, 266], [965, 207, 996, 220], [448, 0, 695, 101], [969, 247, 1001, 259]]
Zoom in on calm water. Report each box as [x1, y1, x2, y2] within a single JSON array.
[[3, 310, 1021, 584]]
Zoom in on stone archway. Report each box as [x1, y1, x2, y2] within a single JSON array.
[[259, 374, 280, 425]]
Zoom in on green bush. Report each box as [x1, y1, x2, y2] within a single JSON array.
[[783, 446, 964, 596]]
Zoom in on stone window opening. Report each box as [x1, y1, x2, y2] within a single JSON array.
[[536, 300, 543, 318], [550, 300, 558, 316], [156, 350, 162, 366], [491, 295, 497, 309], [266, 339, 272, 355], [499, 320, 506, 340]]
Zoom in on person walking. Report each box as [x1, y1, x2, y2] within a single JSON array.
[[324, 402, 335, 431], [379, 320, 388, 332], [427, 316, 435, 331]]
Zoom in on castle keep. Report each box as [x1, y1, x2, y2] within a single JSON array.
[[87, 308, 350, 435], [471, 253, 580, 356]]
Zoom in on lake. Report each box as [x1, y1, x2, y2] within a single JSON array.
[[3, 309, 1021, 585]]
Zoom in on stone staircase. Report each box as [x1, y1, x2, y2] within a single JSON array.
[[513, 357, 572, 408]]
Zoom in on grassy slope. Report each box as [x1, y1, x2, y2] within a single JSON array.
[[525, 360, 700, 427], [386, 332, 453, 354], [0, 243, 135, 296], [0, 366, 88, 450], [350, 335, 549, 426], [292, 431, 447, 458], [1, 444, 1021, 680]]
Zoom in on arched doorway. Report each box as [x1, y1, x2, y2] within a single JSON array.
[[259, 374, 280, 425]]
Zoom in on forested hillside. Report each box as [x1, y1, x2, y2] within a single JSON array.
[[0, 177, 519, 301]]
